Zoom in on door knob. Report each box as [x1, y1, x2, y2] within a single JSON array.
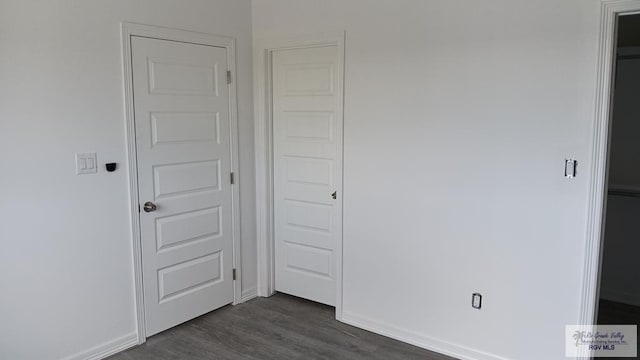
[[331, 191, 337, 200], [143, 201, 157, 213]]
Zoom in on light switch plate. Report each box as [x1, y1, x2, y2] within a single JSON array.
[[565, 159, 577, 178], [76, 153, 97, 175], [472, 293, 482, 309]]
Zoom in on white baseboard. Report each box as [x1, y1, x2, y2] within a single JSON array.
[[600, 289, 640, 307], [240, 286, 258, 303], [341, 311, 510, 360], [61, 332, 139, 360]]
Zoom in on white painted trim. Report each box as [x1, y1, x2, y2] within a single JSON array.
[[600, 288, 640, 307], [241, 286, 258, 303], [580, 1, 640, 359], [61, 332, 138, 360], [120, 22, 243, 343], [253, 32, 346, 319], [120, 22, 146, 345], [341, 312, 510, 360]]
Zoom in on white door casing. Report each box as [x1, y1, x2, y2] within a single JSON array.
[[131, 36, 234, 336], [581, 4, 640, 359], [272, 45, 343, 306]]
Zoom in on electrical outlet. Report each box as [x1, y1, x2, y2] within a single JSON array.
[[472, 293, 482, 309]]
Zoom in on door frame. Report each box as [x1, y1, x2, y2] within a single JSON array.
[[253, 32, 346, 319], [121, 22, 242, 344], [579, 1, 640, 358]]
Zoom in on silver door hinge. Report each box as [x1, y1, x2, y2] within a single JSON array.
[[226, 70, 232, 84], [230, 172, 235, 185], [232, 268, 237, 281]]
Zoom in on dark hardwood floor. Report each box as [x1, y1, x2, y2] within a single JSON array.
[[108, 293, 456, 360]]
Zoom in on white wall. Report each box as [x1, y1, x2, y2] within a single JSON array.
[[253, 1, 599, 359], [600, 54, 640, 307], [0, 1, 255, 359]]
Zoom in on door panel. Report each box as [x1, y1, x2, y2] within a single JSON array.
[[131, 36, 234, 336], [150, 112, 220, 145], [273, 45, 342, 306]]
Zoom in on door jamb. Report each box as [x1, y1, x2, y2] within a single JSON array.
[[121, 22, 243, 344], [580, 1, 640, 358], [253, 33, 346, 319]]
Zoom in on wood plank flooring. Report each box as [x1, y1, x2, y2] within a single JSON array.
[[108, 293, 456, 360]]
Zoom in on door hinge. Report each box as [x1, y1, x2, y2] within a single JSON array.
[[226, 70, 232, 84], [230, 172, 235, 185], [232, 268, 237, 281]]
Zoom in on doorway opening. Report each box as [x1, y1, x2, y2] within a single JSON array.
[[271, 45, 343, 307], [121, 23, 242, 343], [597, 13, 640, 328], [254, 34, 345, 319]]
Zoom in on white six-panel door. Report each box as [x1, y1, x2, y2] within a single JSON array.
[[272, 45, 342, 306], [131, 36, 234, 336]]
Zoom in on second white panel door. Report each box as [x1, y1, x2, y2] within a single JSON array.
[[272, 45, 342, 306]]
